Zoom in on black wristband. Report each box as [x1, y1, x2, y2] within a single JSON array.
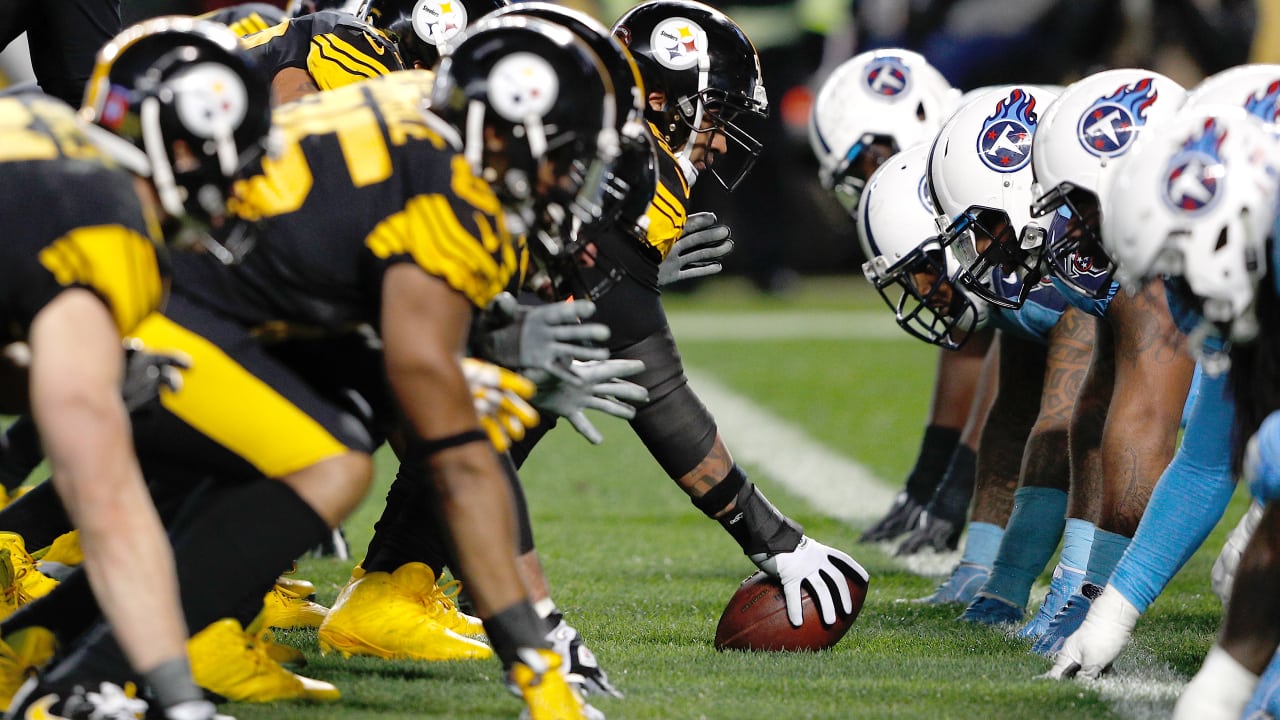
[[483, 601, 550, 669], [690, 464, 747, 517], [402, 429, 489, 463], [905, 425, 962, 503], [927, 444, 977, 524], [718, 481, 804, 557]]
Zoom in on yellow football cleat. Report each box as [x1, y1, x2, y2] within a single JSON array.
[[509, 648, 598, 720], [317, 563, 493, 661], [31, 531, 82, 567], [189, 618, 339, 703], [432, 576, 487, 639], [0, 627, 55, 711], [0, 534, 57, 619], [259, 581, 329, 630], [274, 575, 316, 600]]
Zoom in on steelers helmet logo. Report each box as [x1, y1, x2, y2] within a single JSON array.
[[651, 17, 703, 71], [170, 62, 248, 139], [976, 89, 1038, 173], [864, 56, 911, 100], [1163, 118, 1227, 215], [412, 0, 469, 46], [488, 52, 559, 122]]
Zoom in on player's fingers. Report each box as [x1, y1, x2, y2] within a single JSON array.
[[566, 412, 604, 445], [783, 582, 804, 627], [810, 577, 837, 625]]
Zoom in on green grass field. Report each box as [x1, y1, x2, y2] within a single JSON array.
[[230, 277, 1246, 720]]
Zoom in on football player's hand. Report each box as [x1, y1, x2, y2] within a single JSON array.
[[122, 340, 191, 411], [478, 293, 609, 379], [895, 511, 961, 556], [461, 358, 538, 453], [859, 491, 925, 543], [1045, 585, 1140, 680], [529, 360, 648, 445], [657, 212, 733, 286], [754, 536, 869, 626], [1245, 412, 1280, 503]]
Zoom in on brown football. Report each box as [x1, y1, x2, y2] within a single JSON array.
[[713, 570, 867, 651]]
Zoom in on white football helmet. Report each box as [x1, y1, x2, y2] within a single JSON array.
[[860, 143, 988, 349], [1030, 69, 1187, 296], [809, 49, 961, 213], [1184, 64, 1280, 128], [927, 84, 1060, 309], [1102, 106, 1280, 369]]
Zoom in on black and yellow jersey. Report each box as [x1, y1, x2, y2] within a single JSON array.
[[198, 3, 287, 38], [638, 125, 690, 259], [242, 9, 405, 92], [174, 70, 518, 338], [0, 94, 166, 342]]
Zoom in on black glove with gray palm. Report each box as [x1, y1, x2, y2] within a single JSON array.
[[527, 360, 649, 445], [657, 212, 733, 287], [476, 293, 610, 383]]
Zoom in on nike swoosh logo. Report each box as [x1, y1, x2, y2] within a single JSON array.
[[364, 32, 386, 55]]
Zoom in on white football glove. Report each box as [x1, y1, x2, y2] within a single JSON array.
[[461, 358, 538, 453], [1045, 585, 1140, 680], [1173, 645, 1259, 720], [656, 212, 733, 286], [477, 293, 610, 381], [1213, 500, 1264, 607], [753, 536, 869, 627], [528, 360, 648, 445]]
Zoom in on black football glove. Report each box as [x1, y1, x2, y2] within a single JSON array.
[[859, 491, 925, 543]]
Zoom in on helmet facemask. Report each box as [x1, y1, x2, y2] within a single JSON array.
[[673, 84, 766, 190], [935, 206, 1047, 309], [825, 133, 897, 215], [863, 237, 987, 350], [1031, 182, 1114, 297]]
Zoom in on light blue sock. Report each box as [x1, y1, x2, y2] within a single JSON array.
[[1110, 366, 1236, 612], [1060, 518, 1095, 573], [960, 522, 1004, 568], [982, 487, 1068, 608], [1084, 529, 1131, 587]]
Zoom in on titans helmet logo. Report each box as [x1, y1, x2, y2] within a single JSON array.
[[1163, 118, 1227, 215], [976, 89, 1038, 173], [864, 56, 911, 100], [1243, 80, 1280, 124], [1077, 77, 1158, 158], [917, 173, 935, 213]]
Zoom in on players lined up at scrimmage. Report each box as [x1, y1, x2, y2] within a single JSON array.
[[0, 0, 875, 718], [822, 36, 1280, 716]]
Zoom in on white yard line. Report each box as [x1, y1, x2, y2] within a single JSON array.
[[684, 359, 1183, 720]]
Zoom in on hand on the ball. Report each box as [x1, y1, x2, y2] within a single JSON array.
[[756, 536, 869, 627]]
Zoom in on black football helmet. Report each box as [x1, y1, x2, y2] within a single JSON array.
[[287, 0, 361, 18], [612, 0, 767, 190], [488, 2, 653, 237], [356, 0, 510, 69], [432, 16, 621, 298], [80, 16, 272, 244]]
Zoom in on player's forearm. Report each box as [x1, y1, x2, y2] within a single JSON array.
[[47, 410, 187, 673]]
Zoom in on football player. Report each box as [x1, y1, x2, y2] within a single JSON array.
[[809, 51, 988, 551], [858, 86, 1102, 627], [1067, 105, 1280, 720], [354, 0, 870, 671], [9, 18, 621, 720], [197, 3, 287, 37], [1019, 68, 1197, 657], [0, 16, 271, 720], [1046, 67, 1280, 685]]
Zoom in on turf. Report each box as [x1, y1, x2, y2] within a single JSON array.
[[225, 277, 1241, 719]]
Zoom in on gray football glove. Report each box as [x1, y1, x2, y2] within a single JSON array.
[[477, 293, 610, 381], [657, 212, 733, 286], [122, 340, 190, 411], [529, 359, 648, 445]]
